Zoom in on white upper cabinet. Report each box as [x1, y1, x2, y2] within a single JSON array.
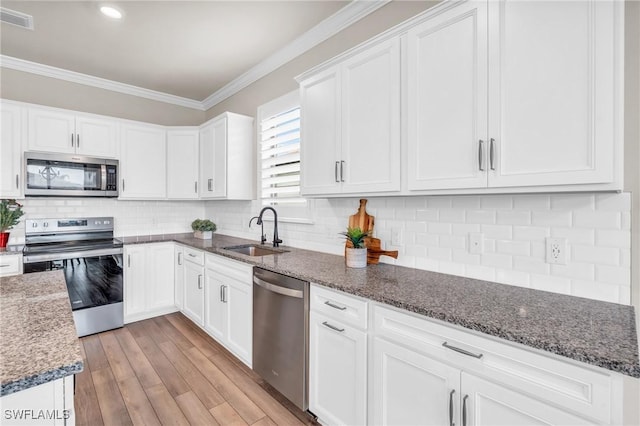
[[119, 122, 167, 199], [300, 37, 401, 196], [486, 0, 619, 188], [167, 128, 199, 199], [0, 101, 25, 198], [27, 106, 118, 158], [199, 112, 254, 200], [407, 0, 622, 192], [407, 1, 488, 190]]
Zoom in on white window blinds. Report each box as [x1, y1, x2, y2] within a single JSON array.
[[260, 106, 305, 206]]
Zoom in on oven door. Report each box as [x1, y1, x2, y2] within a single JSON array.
[[23, 248, 124, 336]]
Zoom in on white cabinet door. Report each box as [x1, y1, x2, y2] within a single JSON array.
[[27, 107, 76, 153], [224, 278, 252, 365], [175, 246, 184, 310], [462, 373, 594, 426], [75, 115, 118, 158], [341, 37, 400, 194], [487, 0, 618, 188], [300, 67, 341, 195], [183, 260, 204, 326], [120, 123, 167, 199], [146, 243, 175, 311], [167, 129, 199, 199], [204, 269, 226, 342], [0, 102, 24, 198], [124, 245, 147, 320], [199, 118, 227, 199], [407, 1, 488, 190], [371, 337, 460, 426], [309, 311, 367, 426]]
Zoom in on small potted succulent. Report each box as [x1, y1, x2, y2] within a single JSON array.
[[341, 227, 368, 268], [191, 219, 217, 240], [0, 199, 25, 248]]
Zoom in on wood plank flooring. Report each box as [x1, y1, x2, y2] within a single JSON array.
[[75, 313, 316, 426]]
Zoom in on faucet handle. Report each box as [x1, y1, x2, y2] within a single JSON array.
[[261, 234, 268, 244], [273, 238, 283, 248]]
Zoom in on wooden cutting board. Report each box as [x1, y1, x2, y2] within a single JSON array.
[[344, 199, 398, 264]]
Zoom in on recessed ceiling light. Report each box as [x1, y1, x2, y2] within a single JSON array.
[[100, 6, 122, 20]]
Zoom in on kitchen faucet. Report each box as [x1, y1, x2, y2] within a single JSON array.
[[249, 216, 267, 245], [255, 207, 282, 247]]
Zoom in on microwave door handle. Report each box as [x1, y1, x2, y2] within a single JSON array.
[[101, 165, 107, 191]]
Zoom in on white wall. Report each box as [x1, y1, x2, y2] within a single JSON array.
[[206, 192, 631, 305], [9, 198, 205, 242]]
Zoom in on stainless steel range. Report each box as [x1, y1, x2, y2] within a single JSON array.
[[23, 217, 124, 337]]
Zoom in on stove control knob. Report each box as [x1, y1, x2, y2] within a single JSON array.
[[104, 220, 110, 225], [32, 223, 37, 228], [43, 222, 48, 228], [95, 221, 102, 225]]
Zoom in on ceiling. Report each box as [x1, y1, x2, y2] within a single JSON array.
[[0, 1, 348, 101]]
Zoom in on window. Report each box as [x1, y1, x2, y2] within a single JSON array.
[[258, 90, 311, 223]]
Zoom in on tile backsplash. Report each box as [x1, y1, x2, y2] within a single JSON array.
[[9, 193, 630, 305], [205, 193, 631, 305], [9, 198, 205, 242]]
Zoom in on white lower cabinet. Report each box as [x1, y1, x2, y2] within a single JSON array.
[[182, 247, 205, 326], [204, 254, 253, 366], [0, 253, 23, 277], [309, 284, 368, 426], [124, 243, 176, 323], [174, 245, 185, 310], [0, 375, 75, 425]]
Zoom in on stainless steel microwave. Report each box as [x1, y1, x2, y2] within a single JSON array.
[[24, 152, 119, 197]]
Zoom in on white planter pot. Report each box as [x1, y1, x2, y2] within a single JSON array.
[[346, 248, 367, 268], [193, 230, 213, 240]]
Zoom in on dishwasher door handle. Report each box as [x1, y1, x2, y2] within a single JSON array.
[[253, 276, 303, 299]]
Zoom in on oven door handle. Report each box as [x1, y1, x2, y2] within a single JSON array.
[[23, 247, 124, 263]]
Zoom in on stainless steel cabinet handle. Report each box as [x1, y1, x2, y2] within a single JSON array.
[[0, 264, 10, 268], [335, 161, 339, 183], [322, 321, 345, 333], [324, 300, 347, 311], [442, 342, 483, 359], [208, 178, 213, 191], [489, 138, 495, 170], [127, 254, 131, 267], [188, 253, 197, 258], [71, 134, 74, 148], [223, 285, 228, 303], [77, 134, 80, 148], [462, 395, 469, 426], [478, 140, 484, 171], [195, 181, 198, 193], [122, 179, 125, 192], [449, 389, 455, 426], [198, 275, 202, 289], [15, 174, 18, 189], [177, 252, 182, 265], [340, 160, 345, 182]]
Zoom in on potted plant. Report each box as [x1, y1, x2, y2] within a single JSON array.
[[341, 227, 368, 268], [191, 219, 217, 239], [0, 199, 25, 248]]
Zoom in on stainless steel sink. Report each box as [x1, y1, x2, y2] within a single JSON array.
[[223, 244, 289, 257]]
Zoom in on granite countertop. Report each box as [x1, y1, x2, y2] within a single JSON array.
[[121, 233, 640, 378], [0, 271, 84, 396], [0, 246, 23, 256]]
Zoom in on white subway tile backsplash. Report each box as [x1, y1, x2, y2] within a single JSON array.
[[572, 245, 620, 266], [201, 192, 631, 305], [573, 211, 621, 229]]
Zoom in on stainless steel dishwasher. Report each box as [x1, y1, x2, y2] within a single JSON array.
[[253, 267, 309, 411]]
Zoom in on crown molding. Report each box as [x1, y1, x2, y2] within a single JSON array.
[[0, 55, 205, 110], [201, 0, 390, 110], [1, 0, 390, 112]]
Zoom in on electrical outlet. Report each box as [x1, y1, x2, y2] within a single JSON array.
[[546, 237, 568, 265], [469, 233, 484, 254], [391, 228, 403, 246]]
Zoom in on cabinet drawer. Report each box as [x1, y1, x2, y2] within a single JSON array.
[[205, 253, 252, 284], [0, 254, 22, 277], [183, 247, 204, 265], [372, 304, 617, 424], [311, 284, 368, 330]]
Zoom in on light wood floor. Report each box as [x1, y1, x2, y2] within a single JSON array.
[[76, 312, 316, 426]]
